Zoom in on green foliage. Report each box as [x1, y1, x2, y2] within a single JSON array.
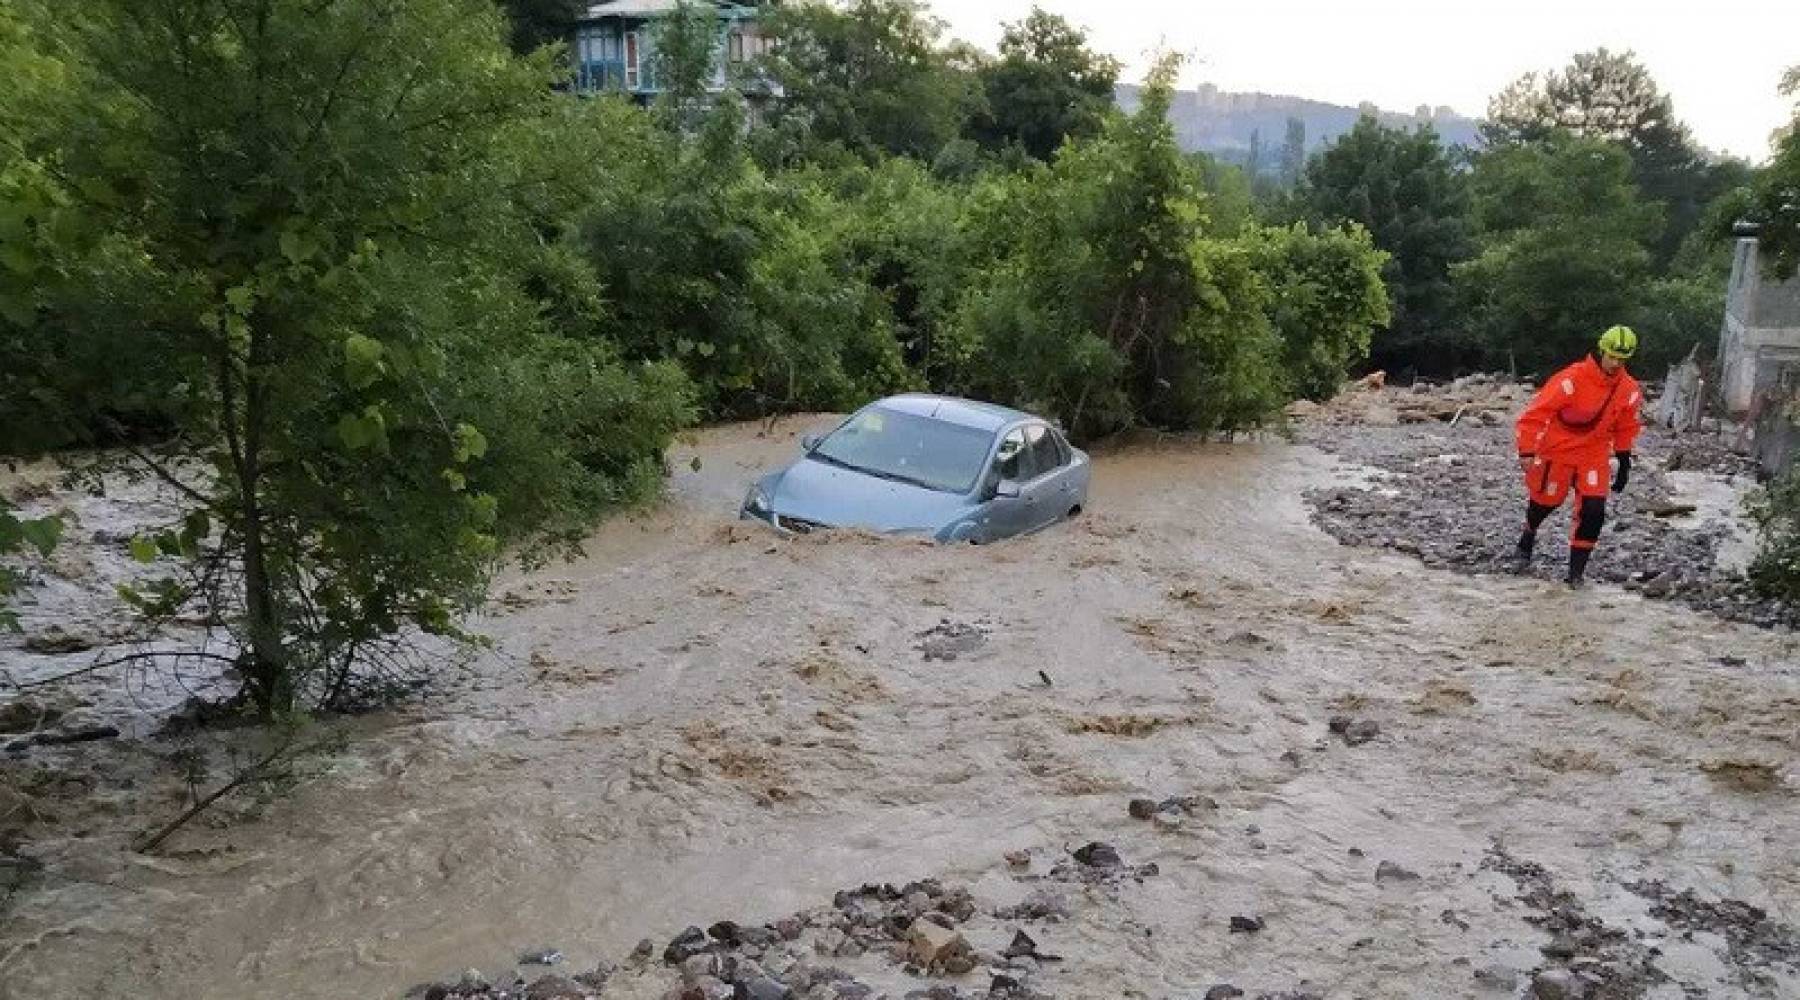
[[762, 0, 978, 161], [1483, 49, 1721, 268], [1455, 135, 1660, 374], [1750, 468, 1800, 603], [495, 0, 583, 55], [967, 7, 1119, 161], [580, 100, 911, 416], [7, 0, 691, 715], [0, 503, 62, 632], [955, 60, 1288, 438], [1628, 275, 1725, 374], [1746, 67, 1800, 276], [1247, 224, 1391, 401], [651, 0, 723, 126], [1295, 116, 1475, 373]]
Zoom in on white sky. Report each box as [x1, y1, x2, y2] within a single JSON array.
[[926, 0, 1799, 162]]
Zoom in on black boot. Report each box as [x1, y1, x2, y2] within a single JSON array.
[[1511, 531, 1536, 572], [1566, 547, 1592, 588]]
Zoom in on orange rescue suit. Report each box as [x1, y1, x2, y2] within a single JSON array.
[[1514, 356, 1643, 537]]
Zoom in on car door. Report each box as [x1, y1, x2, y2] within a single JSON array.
[[1021, 424, 1071, 531], [982, 427, 1037, 539]]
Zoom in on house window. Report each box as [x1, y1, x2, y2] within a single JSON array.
[[625, 31, 640, 89], [728, 30, 745, 63]]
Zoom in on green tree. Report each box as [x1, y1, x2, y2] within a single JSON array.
[[1454, 134, 1661, 373], [11, 0, 691, 716], [1295, 116, 1476, 373], [957, 59, 1286, 437], [581, 99, 912, 416], [762, 0, 978, 162], [1483, 49, 1712, 267], [1248, 223, 1391, 401], [495, 0, 582, 55], [968, 7, 1119, 161], [650, 0, 723, 127], [1746, 66, 1800, 275]]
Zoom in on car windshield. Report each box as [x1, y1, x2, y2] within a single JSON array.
[[811, 406, 996, 494]]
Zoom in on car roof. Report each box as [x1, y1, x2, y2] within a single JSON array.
[[873, 394, 1038, 433]]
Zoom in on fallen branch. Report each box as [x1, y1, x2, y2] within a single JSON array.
[[132, 738, 302, 854]]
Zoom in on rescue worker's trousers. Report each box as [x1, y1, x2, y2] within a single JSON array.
[[1522, 457, 1609, 552]]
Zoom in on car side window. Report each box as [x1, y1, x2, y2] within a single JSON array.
[[1027, 424, 1062, 475], [994, 429, 1027, 483], [1053, 429, 1073, 466]]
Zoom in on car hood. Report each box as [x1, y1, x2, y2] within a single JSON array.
[[769, 457, 974, 533]]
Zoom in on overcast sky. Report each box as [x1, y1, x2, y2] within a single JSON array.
[[925, 0, 1798, 161]]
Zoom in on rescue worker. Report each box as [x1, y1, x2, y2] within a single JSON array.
[[1512, 325, 1644, 587]]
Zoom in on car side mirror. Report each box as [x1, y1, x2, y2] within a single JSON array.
[[994, 480, 1022, 499], [801, 433, 820, 451]]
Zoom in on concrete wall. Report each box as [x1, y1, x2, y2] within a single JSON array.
[[1719, 239, 1800, 413]]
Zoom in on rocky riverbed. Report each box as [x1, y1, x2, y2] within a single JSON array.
[[1296, 376, 1795, 630]]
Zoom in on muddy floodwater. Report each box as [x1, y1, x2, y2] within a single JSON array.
[[4, 419, 1800, 999]]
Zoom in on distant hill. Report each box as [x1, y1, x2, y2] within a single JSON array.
[[1117, 83, 1482, 170]]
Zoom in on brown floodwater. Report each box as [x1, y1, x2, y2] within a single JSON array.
[[3, 419, 1798, 999]]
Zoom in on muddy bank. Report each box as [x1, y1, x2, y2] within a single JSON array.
[[1297, 379, 1795, 630], [4, 419, 1800, 1000]]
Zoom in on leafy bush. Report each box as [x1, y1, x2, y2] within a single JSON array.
[[1750, 465, 1800, 602], [1247, 224, 1391, 401]]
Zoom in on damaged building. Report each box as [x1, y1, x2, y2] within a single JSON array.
[[1717, 230, 1800, 473]]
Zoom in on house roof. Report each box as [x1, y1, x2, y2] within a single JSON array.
[[582, 0, 759, 17]]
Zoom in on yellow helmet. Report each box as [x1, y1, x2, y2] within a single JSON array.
[[1597, 324, 1638, 360]]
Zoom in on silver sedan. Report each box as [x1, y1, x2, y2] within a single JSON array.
[[741, 394, 1092, 543]]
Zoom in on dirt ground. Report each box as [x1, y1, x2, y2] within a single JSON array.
[[2, 417, 1799, 1000]]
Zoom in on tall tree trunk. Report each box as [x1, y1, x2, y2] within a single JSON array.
[[220, 321, 288, 717]]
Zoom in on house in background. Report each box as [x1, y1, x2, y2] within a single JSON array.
[[572, 0, 774, 102], [1718, 229, 1800, 416]]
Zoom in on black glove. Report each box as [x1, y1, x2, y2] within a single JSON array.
[[1612, 452, 1632, 493]]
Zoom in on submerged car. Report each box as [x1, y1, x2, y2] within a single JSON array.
[[740, 394, 1091, 543]]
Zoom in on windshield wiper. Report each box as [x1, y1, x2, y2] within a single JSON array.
[[811, 452, 941, 491]]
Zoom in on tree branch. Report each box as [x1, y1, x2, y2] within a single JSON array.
[[12, 651, 240, 691]]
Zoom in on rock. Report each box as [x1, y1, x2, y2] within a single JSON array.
[[0, 698, 64, 734], [1001, 930, 1039, 960], [940, 951, 977, 975], [1072, 842, 1122, 867], [1375, 861, 1421, 883], [772, 918, 803, 941], [666, 926, 711, 965], [1328, 718, 1381, 746], [1204, 987, 1245, 1000], [1472, 965, 1517, 991], [525, 975, 585, 1000], [998, 888, 1069, 922], [682, 953, 723, 984], [519, 948, 564, 966], [458, 968, 490, 992], [1128, 798, 1159, 820], [907, 919, 971, 969], [1541, 935, 1578, 959], [1530, 969, 1587, 999], [31, 724, 120, 747], [22, 627, 98, 655], [1003, 850, 1031, 868], [630, 938, 656, 964], [1152, 812, 1184, 832], [735, 975, 790, 1000], [1160, 795, 1217, 814], [1229, 915, 1265, 933]]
